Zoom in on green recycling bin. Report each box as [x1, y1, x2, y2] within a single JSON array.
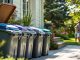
[[42, 29, 52, 56]]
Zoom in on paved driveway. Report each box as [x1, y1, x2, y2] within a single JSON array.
[[31, 45, 80, 60]]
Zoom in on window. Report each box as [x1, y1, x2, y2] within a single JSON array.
[[23, 0, 27, 16], [0, 0, 13, 3], [0, 0, 3, 3], [5, 0, 10, 3], [23, 0, 29, 16], [5, 0, 13, 3]]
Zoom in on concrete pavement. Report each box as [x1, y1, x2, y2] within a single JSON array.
[[31, 45, 80, 60]]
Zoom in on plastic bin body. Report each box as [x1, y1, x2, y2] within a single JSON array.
[[0, 30, 12, 57], [19, 33, 27, 57], [14, 25, 36, 58], [42, 29, 51, 56], [24, 27, 36, 58], [14, 25, 26, 57], [0, 24, 21, 58], [25, 33, 34, 58], [9, 33, 20, 57], [32, 34, 43, 57], [29, 27, 45, 58]]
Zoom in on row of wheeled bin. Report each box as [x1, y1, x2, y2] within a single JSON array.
[[0, 23, 52, 59], [0, 3, 52, 59]]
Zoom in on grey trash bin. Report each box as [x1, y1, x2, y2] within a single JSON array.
[[42, 29, 52, 56], [24, 27, 36, 59], [0, 23, 21, 58], [14, 25, 36, 58], [29, 27, 45, 58], [14, 25, 26, 58]]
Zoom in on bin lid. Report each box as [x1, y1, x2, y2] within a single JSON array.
[[6, 25, 20, 31], [42, 29, 50, 32], [42, 29, 52, 34], [0, 23, 21, 33], [29, 27, 45, 34], [7, 25, 22, 34], [0, 23, 7, 30], [24, 27, 36, 34], [13, 25, 36, 34], [14, 25, 26, 31], [0, 3, 16, 23]]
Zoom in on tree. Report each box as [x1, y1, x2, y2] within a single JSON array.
[[44, 0, 70, 28], [64, 0, 80, 33]]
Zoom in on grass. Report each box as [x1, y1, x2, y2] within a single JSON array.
[[0, 57, 28, 60], [0, 56, 28, 60], [63, 38, 80, 45]]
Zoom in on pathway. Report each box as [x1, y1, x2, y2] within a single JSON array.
[[31, 45, 80, 60]]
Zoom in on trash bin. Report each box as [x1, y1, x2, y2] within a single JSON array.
[[41, 29, 52, 56], [0, 4, 19, 58], [0, 23, 21, 57], [14, 25, 36, 58], [29, 27, 45, 58], [13, 25, 27, 58], [24, 27, 36, 59]]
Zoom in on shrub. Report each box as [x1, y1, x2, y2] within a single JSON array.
[[22, 14, 32, 26], [56, 33, 69, 40], [8, 19, 21, 25], [68, 33, 75, 38], [50, 42, 58, 50]]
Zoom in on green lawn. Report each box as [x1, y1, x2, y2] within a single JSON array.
[[0, 57, 28, 60], [63, 38, 80, 45]]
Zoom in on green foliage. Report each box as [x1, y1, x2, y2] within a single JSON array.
[[65, 0, 80, 4], [8, 13, 32, 26], [68, 33, 75, 38], [62, 0, 80, 35], [44, 0, 70, 28], [50, 42, 58, 50], [8, 19, 21, 25], [0, 57, 28, 60], [22, 14, 32, 26], [56, 33, 69, 40], [64, 0, 80, 33], [63, 38, 80, 45]]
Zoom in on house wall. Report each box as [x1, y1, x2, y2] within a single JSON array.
[[13, 0, 23, 20], [30, 0, 44, 28], [13, 0, 44, 28]]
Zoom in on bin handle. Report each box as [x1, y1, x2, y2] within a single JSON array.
[[33, 34, 37, 39], [27, 34, 31, 39]]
